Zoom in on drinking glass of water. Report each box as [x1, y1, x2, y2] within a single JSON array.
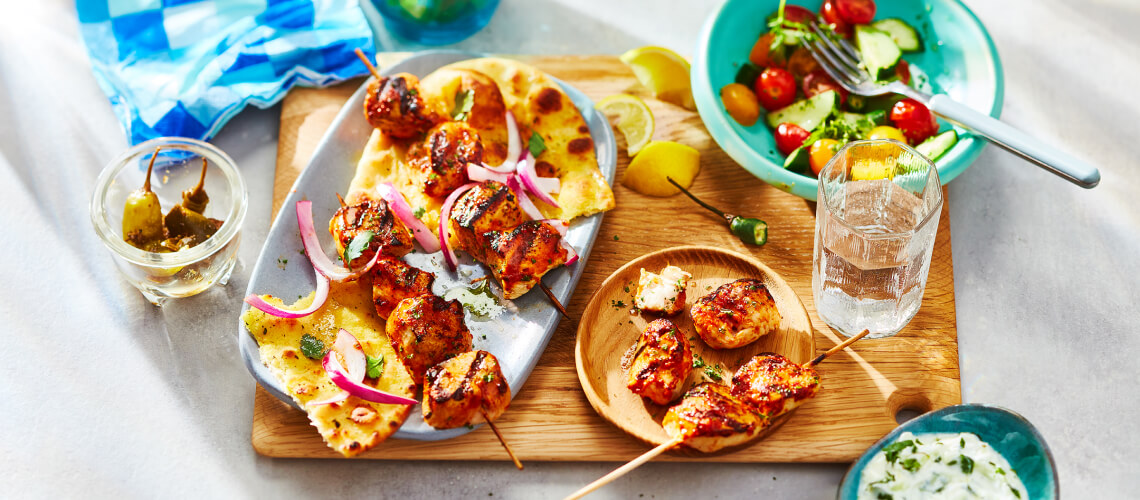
[[812, 140, 943, 339]]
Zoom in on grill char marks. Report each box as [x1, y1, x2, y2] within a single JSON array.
[[328, 198, 415, 269], [363, 72, 441, 139], [407, 121, 483, 198], [422, 350, 512, 429], [627, 319, 694, 405]]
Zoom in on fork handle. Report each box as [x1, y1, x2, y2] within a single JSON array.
[[926, 95, 1101, 188]]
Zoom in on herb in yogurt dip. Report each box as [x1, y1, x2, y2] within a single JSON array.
[[857, 432, 1028, 499]]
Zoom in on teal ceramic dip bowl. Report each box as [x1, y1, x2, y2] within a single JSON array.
[[692, 0, 1003, 200], [839, 404, 1059, 499]]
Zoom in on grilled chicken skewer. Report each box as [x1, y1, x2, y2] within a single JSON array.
[[354, 49, 442, 139], [385, 294, 473, 384], [448, 181, 571, 311], [423, 350, 522, 469], [567, 330, 875, 499], [329, 196, 416, 268]]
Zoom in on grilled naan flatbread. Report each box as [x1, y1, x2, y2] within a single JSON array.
[[347, 57, 614, 226], [243, 279, 416, 457]]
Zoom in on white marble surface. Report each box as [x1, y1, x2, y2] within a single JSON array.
[[2, 0, 1138, 498]]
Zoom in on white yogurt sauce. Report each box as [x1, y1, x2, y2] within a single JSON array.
[[857, 432, 1029, 500]]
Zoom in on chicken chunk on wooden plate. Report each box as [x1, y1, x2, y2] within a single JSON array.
[[690, 278, 781, 349]]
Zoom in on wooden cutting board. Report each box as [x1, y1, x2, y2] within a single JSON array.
[[251, 54, 960, 462]]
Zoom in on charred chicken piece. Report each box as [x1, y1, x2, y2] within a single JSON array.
[[329, 198, 416, 268], [661, 383, 770, 453], [731, 353, 820, 418], [386, 295, 473, 384], [363, 72, 442, 139], [478, 221, 568, 299], [690, 279, 782, 349], [448, 180, 527, 264], [634, 266, 692, 316], [407, 121, 482, 198], [371, 257, 435, 319], [626, 319, 693, 405], [423, 350, 511, 429]]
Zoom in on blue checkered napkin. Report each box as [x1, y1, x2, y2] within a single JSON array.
[[77, 0, 376, 145]]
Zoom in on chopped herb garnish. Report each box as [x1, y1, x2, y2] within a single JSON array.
[[959, 454, 974, 474], [611, 299, 626, 309], [613, 235, 619, 241], [900, 458, 921, 472], [299, 334, 326, 360], [343, 230, 374, 265], [451, 89, 475, 121], [623, 285, 630, 293], [413, 206, 426, 218], [882, 440, 913, 464], [366, 354, 385, 378], [528, 132, 547, 158], [960, 437, 965, 448], [483, 374, 494, 383], [1010, 486, 1021, 498]]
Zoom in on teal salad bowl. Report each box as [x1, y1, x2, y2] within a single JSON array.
[[692, 0, 1003, 200], [839, 404, 1059, 499]]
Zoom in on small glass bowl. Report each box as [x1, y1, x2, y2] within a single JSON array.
[[91, 137, 248, 305]]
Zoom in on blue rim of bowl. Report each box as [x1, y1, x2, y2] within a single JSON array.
[[837, 403, 1060, 499], [691, 0, 1005, 201]]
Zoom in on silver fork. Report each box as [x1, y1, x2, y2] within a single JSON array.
[[803, 22, 1100, 188]]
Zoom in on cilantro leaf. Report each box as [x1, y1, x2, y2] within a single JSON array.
[[366, 354, 385, 379], [451, 89, 475, 121], [343, 230, 374, 266], [413, 206, 426, 218], [881, 440, 913, 464], [959, 454, 974, 474], [300, 334, 326, 360], [900, 458, 921, 472], [1010, 486, 1021, 498], [528, 132, 546, 158]]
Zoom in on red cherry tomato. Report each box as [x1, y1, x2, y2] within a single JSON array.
[[802, 70, 848, 104], [782, 5, 816, 24], [775, 123, 811, 155], [820, 0, 852, 37], [889, 98, 939, 144], [785, 46, 821, 81], [895, 59, 912, 85], [754, 67, 797, 111], [835, 0, 876, 25], [749, 33, 787, 68]]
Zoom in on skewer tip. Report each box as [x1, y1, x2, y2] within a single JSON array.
[[539, 282, 570, 320]]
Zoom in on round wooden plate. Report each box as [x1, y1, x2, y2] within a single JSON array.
[[574, 245, 815, 450]]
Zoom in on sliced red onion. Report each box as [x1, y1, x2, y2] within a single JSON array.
[[467, 163, 512, 183], [374, 183, 440, 253], [439, 182, 479, 271], [517, 152, 561, 207], [331, 329, 366, 383], [323, 352, 417, 406], [507, 175, 544, 220], [297, 200, 382, 281], [244, 265, 330, 318], [480, 112, 521, 172], [541, 219, 579, 266], [307, 391, 348, 407]]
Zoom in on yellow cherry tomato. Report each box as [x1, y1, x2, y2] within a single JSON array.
[[809, 138, 843, 176], [720, 83, 760, 126], [868, 125, 909, 144]]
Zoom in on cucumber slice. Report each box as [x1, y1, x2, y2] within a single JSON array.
[[766, 90, 838, 131], [855, 25, 902, 80], [915, 130, 959, 161], [871, 18, 923, 52], [783, 144, 810, 173], [735, 63, 762, 87]]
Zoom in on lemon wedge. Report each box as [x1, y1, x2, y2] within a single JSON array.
[[850, 159, 894, 181], [622, 141, 700, 197], [595, 94, 655, 156], [620, 46, 696, 110]]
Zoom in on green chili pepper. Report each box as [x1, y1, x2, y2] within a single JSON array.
[[667, 177, 768, 246]]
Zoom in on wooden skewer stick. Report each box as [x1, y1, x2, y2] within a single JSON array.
[[353, 48, 382, 80], [539, 281, 570, 319], [335, 192, 347, 207], [805, 329, 873, 369], [481, 410, 523, 470], [564, 438, 684, 500]]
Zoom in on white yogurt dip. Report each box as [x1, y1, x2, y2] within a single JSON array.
[[857, 432, 1029, 499]]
